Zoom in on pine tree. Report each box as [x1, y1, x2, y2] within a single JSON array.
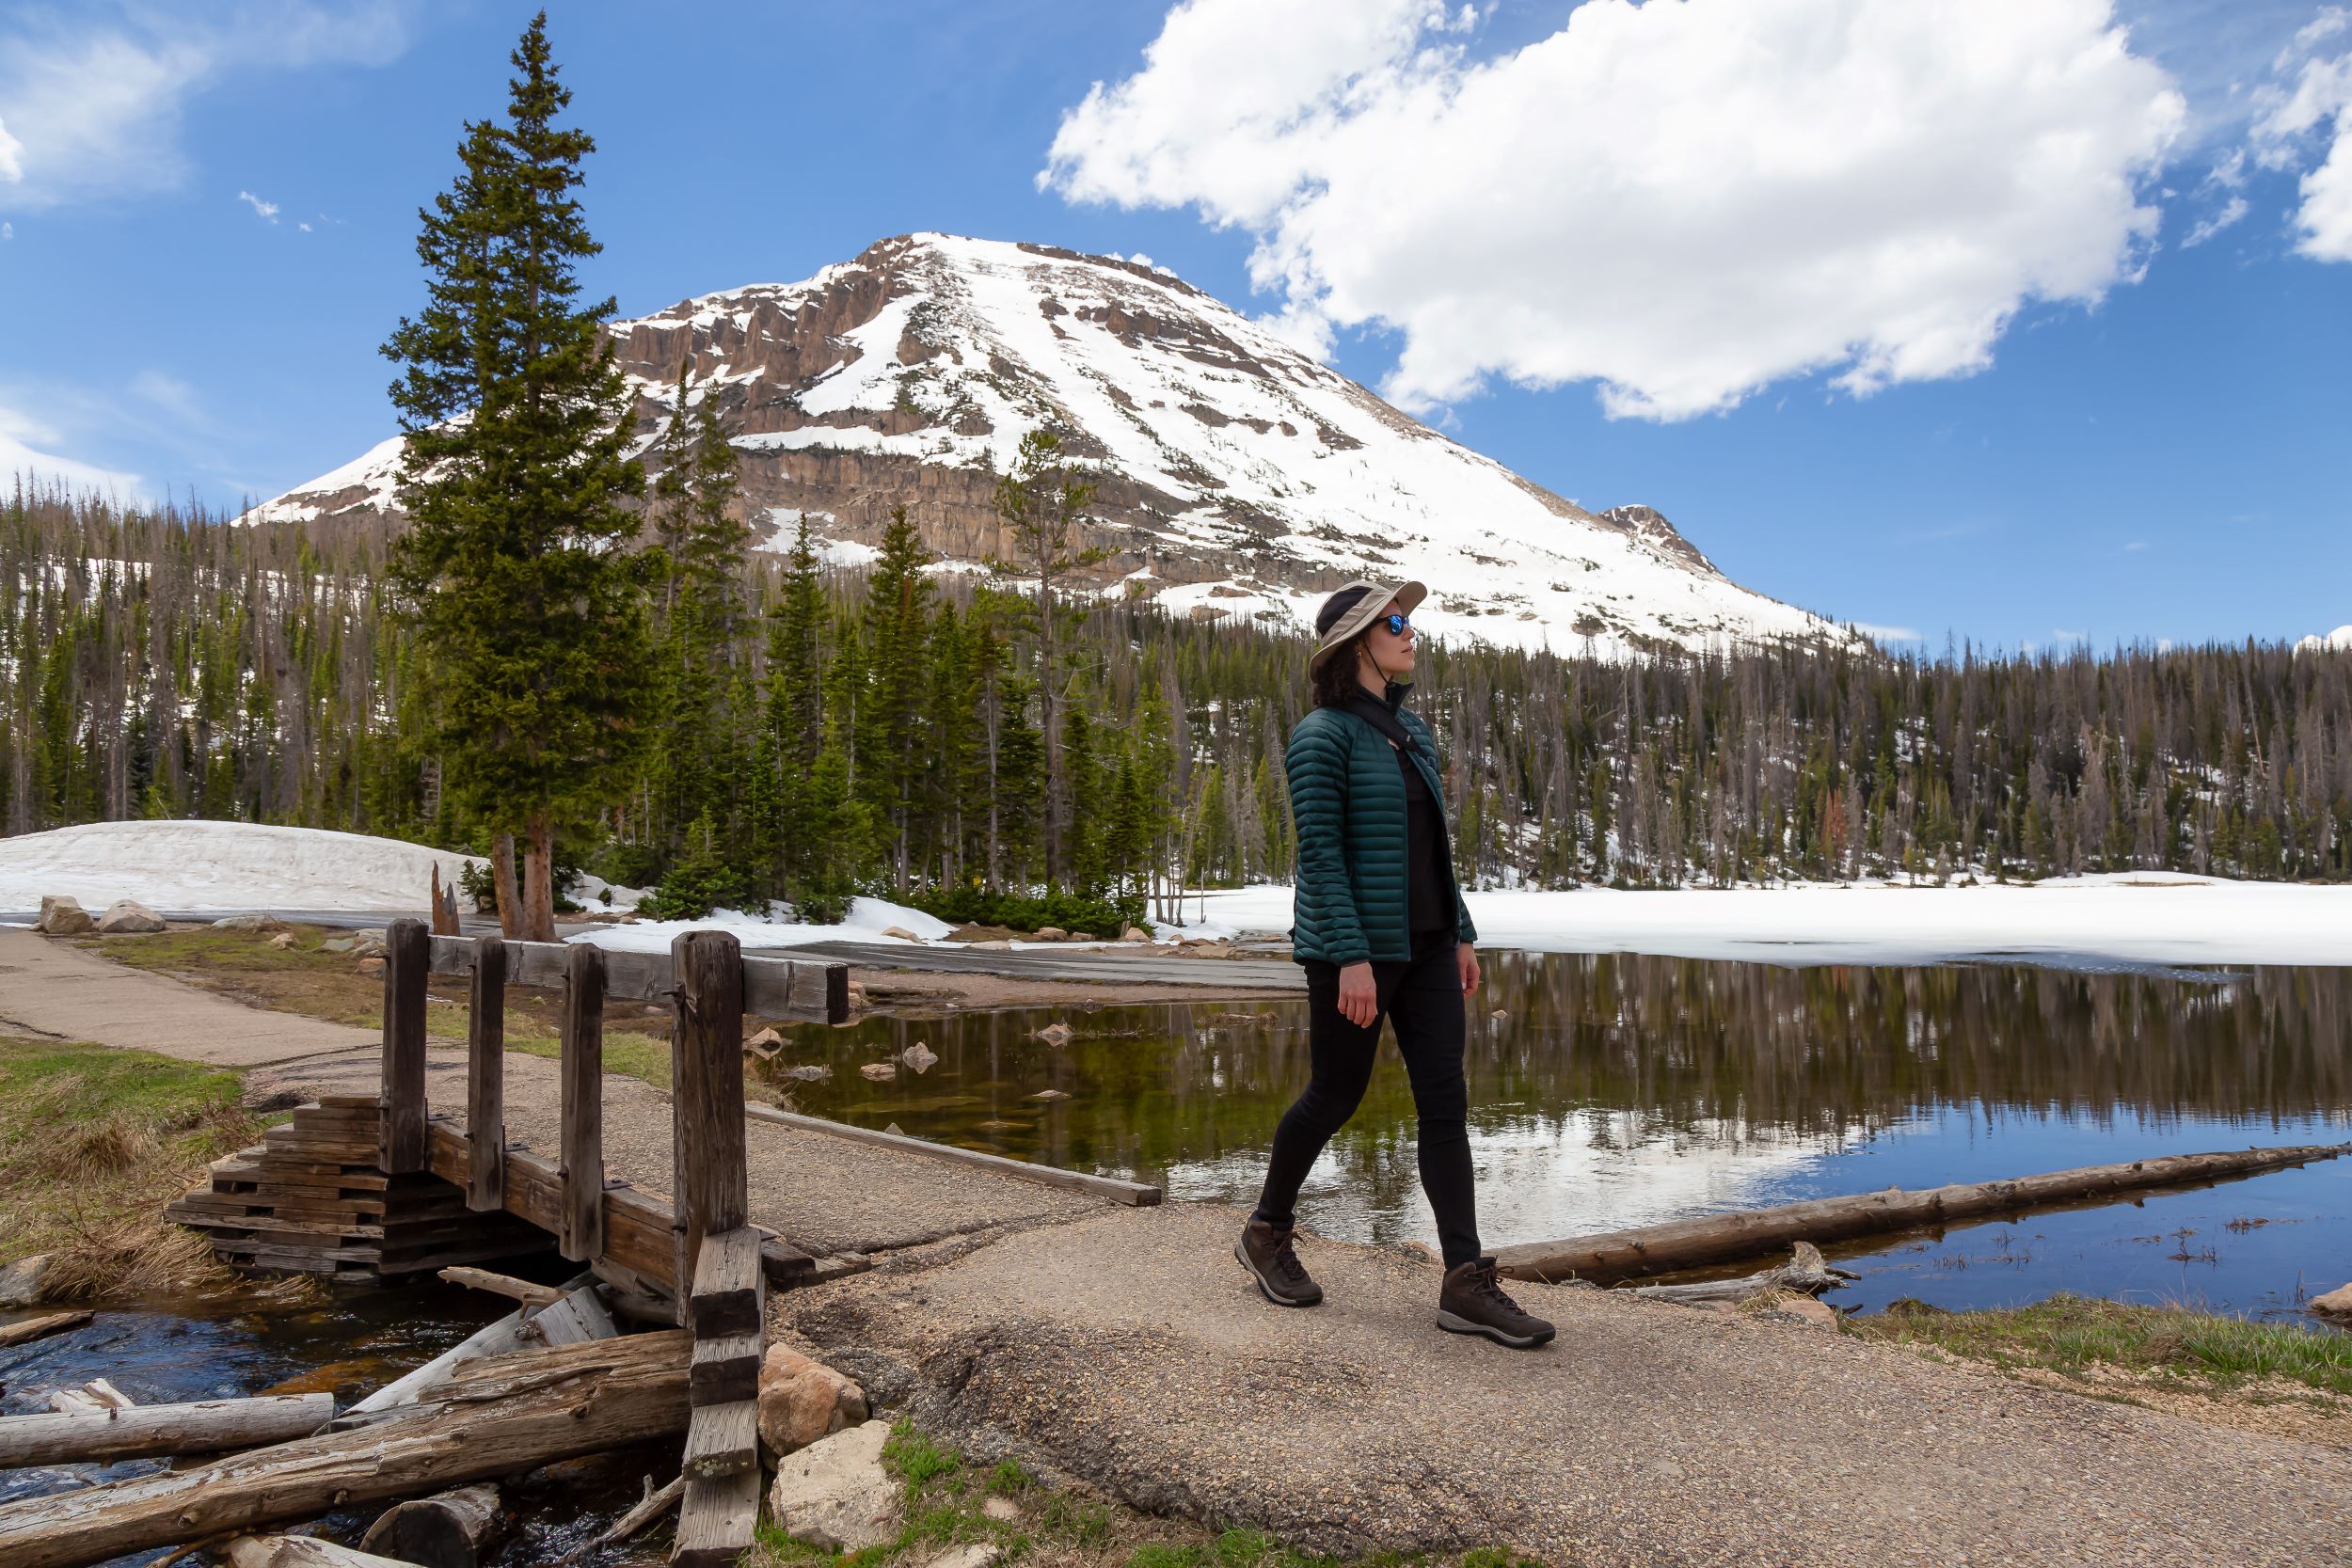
[[857, 507, 936, 892], [990, 428, 1106, 890], [381, 11, 653, 942]]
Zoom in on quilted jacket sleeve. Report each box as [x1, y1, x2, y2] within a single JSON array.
[[1285, 713, 1372, 967]]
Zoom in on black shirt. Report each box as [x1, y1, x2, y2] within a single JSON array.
[[1395, 740, 1454, 939]]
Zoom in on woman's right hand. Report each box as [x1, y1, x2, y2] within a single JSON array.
[[1337, 961, 1379, 1028]]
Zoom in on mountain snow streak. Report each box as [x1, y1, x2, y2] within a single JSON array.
[[247, 234, 1852, 658]]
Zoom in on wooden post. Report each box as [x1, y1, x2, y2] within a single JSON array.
[[560, 943, 607, 1263], [466, 934, 506, 1212], [671, 931, 747, 1320], [380, 919, 429, 1174]]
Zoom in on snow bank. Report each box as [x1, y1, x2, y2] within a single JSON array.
[[570, 896, 951, 955], [0, 820, 481, 913], [1184, 875, 2352, 968], [0, 819, 640, 915]]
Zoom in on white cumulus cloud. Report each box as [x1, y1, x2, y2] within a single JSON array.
[[1043, 0, 2185, 420], [2251, 8, 2352, 261], [0, 3, 406, 212]]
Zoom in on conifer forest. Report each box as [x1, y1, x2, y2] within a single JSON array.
[[8, 479, 2347, 926]]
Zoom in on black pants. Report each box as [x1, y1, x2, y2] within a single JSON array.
[[1253, 932, 1482, 1269]]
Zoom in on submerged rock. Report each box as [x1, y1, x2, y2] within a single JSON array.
[[859, 1062, 898, 1081]]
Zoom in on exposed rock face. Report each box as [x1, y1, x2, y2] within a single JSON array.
[[766, 1418, 896, 1550], [757, 1343, 869, 1456], [246, 233, 1854, 659]]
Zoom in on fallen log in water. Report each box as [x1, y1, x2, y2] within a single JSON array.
[[0, 1392, 333, 1468], [0, 1331, 691, 1568], [1622, 1243, 1858, 1305], [0, 1311, 90, 1348], [1498, 1143, 2352, 1285], [357, 1482, 505, 1568], [227, 1538, 416, 1568]]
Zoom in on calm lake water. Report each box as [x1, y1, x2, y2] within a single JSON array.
[[760, 951, 2352, 1322]]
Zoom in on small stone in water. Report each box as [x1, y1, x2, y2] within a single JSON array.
[[1028, 1088, 1071, 1101], [860, 1062, 897, 1081]]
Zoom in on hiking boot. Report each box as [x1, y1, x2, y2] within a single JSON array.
[[1438, 1258, 1555, 1348], [1235, 1217, 1323, 1307]]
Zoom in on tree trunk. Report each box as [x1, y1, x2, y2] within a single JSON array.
[[227, 1539, 415, 1568], [0, 1394, 332, 1468], [523, 816, 556, 943], [358, 1482, 506, 1568], [0, 1332, 690, 1568], [1622, 1243, 1858, 1304], [1498, 1143, 2351, 1285], [489, 833, 521, 940]]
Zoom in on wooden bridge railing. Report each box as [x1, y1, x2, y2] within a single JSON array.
[[377, 918, 849, 1565]]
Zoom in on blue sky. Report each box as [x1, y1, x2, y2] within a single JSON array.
[[1, 0, 2346, 654]]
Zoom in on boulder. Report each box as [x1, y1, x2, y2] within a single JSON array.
[[1120, 926, 1151, 942], [2310, 1283, 2352, 1318], [357, 957, 386, 978], [859, 1062, 897, 1081], [783, 1065, 832, 1083], [980, 1496, 1021, 1524], [746, 1026, 785, 1051], [1032, 927, 1067, 942], [268, 931, 298, 951], [879, 926, 923, 942], [97, 899, 166, 934], [1762, 1294, 1839, 1329], [34, 896, 95, 935], [899, 1041, 938, 1074], [765, 1403, 890, 1551], [211, 913, 289, 934], [0, 1253, 51, 1307], [1068, 930, 1095, 942], [319, 937, 358, 954]]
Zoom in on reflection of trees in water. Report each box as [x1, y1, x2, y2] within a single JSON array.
[[757, 958, 2352, 1199]]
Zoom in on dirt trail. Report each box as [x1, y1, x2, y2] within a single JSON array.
[[16, 927, 2352, 1566]]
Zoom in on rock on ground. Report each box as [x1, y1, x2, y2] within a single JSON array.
[[211, 913, 290, 934], [97, 899, 167, 934], [767, 1418, 897, 1550], [760, 1344, 869, 1455], [0, 1253, 50, 1307], [2311, 1283, 2352, 1317], [35, 895, 94, 935]]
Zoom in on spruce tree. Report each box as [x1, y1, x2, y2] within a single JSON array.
[[990, 428, 1105, 890], [381, 11, 651, 942]]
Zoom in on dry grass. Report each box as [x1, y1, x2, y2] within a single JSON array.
[[0, 1036, 267, 1302], [84, 926, 678, 1086]]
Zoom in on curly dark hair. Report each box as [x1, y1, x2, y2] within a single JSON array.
[[1312, 633, 1371, 707]]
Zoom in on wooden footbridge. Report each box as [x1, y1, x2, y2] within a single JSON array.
[[167, 919, 851, 1566]]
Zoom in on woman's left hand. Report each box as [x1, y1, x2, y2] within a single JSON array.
[[1457, 942, 1480, 997]]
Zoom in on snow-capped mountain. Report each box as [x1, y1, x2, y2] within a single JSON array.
[[246, 233, 1854, 657]]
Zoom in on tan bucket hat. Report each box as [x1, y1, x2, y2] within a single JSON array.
[[1310, 578, 1428, 673]]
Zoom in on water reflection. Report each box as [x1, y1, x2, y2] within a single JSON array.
[[759, 954, 2352, 1316]]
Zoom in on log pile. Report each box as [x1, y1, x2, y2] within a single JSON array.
[[163, 1098, 548, 1281]]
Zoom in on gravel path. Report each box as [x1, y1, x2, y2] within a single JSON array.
[[792, 1201, 2352, 1566]]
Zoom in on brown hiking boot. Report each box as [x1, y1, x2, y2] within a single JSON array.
[[1235, 1217, 1323, 1307], [1438, 1258, 1555, 1348]]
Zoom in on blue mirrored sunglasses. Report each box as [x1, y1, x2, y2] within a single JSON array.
[[1379, 612, 1412, 635]]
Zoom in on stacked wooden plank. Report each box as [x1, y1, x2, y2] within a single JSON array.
[[166, 1097, 547, 1281]]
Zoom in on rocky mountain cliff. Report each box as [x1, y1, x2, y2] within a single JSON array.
[[246, 233, 1851, 657]]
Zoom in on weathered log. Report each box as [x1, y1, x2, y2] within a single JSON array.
[[0, 1332, 691, 1568], [342, 1282, 613, 1424], [0, 1393, 331, 1467], [1498, 1143, 2352, 1283], [84, 1378, 135, 1410], [673, 1468, 760, 1568], [380, 919, 429, 1174], [560, 942, 607, 1263], [437, 1266, 564, 1308], [0, 1310, 90, 1348], [358, 1481, 506, 1568], [553, 1473, 684, 1566], [1622, 1243, 1859, 1305], [465, 934, 507, 1212], [228, 1536, 417, 1568]]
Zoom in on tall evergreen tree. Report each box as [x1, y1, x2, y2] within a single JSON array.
[[381, 10, 651, 941], [991, 428, 1105, 890]]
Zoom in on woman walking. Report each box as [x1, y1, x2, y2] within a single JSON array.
[[1236, 579, 1555, 1349]]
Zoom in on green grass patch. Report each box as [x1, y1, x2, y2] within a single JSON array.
[[1851, 1292, 2352, 1397], [506, 1027, 674, 1091], [0, 1036, 259, 1298], [752, 1417, 1533, 1568]]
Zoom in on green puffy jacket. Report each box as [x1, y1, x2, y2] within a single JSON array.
[[1284, 700, 1477, 965]]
